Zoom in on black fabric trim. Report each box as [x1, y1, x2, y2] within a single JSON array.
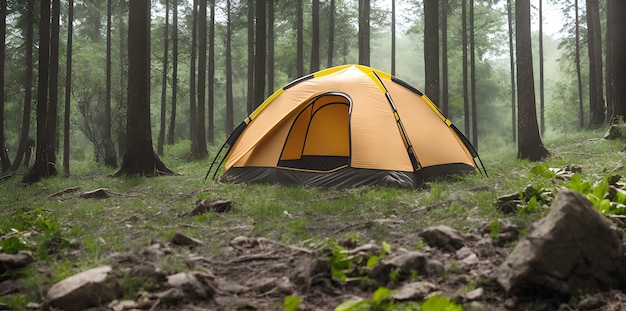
[[278, 156, 349, 171], [284, 73, 314, 90], [390, 76, 424, 96]]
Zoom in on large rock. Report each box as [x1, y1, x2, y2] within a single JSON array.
[[46, 265, 122, 311], [419, 225, 465, 251], [0, 251, 35, 274], [496, 189, 626, 297]]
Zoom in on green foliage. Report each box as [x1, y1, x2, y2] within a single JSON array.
[[334, 287, 394, 311], [329, 245, 354, 282], [422, 295, 463, 311], [283, 295, 301, 311]]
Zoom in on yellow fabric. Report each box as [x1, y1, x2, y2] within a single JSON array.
[[225, 65, 475, 173]]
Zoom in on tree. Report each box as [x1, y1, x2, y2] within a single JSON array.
[[358, 0, 370, 65], [296, 0, 303, 77], [247, 0, 254, 112], [327, 0, 335, 68], [253, 0, 266, 109], [423, 0, 439, 106], [310, 0, 319, 72], [226, 0, 234, 134], [189, 0, 199, 158], [114, 0, 173, 176], [0, 0, 10, 172], [167, 0, 178, 145], [441, 0, 448, 115], [63, 0, 74, 176], [607, 0, 626, 119], [515, 0, 548, 161], [267, 0, 274, 95], [575, 0, 583, 128], [12, 0, 35, 171], [469, 0, 477, 147], [195, 0, 208, 158], [157, 0, 169, 155], [538, 0, 544, 134], [586, 0, 604, 127], [507, 0, 516, 141], [208, 0, 215, 145], [462, 0, 469, 135], [104, 0, 117, 167]]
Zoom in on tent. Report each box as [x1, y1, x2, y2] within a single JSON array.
[[208, 65, 486, 188]]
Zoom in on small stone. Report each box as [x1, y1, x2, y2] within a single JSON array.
[[465, 287, 484, 301], [419, 225, 465, 251], [391, 281, 438, 301], [171, 232, 204, 246]]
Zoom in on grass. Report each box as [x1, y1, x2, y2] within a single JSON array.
[[1, 128, 624, 307]]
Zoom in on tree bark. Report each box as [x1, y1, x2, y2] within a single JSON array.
[[226, 0, 234, 134], [247, 0, 255, 112], [470, 0, 477, 148], [507, 0, 516, 142], [267, 0, 274, 95], [424, 0, 439, 106], [0, 0, 10, 172], [168, 0, 178, 145], [441, 0, 448, 115], [208, 0, 215, 145], [327, 0, 335, 68], [538, 0, 545, 134], [115, 0, 173, 176], [158, 0, 169, 155], [515, 0, 548, 161], [63, 0, 74, 176], [189, 0, 198, 158], [586, 0, 605, 127], [607, 0, 626, 119], [358, 0, 370, 66], [104, 0, 117, 167], [462, 0, 469, 136], [253, 0, 266, 109], [310, 0, 320, 72], [195, 0, 208, 158], [296, 0, 303, 77]]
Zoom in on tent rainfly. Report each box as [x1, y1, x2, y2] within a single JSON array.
[[208, 65, 486, 188]]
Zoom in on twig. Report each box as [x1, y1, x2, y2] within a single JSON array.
[[0, 174, 12, 182], [258, 237, 313, 254], [48, 186, 81, 198]]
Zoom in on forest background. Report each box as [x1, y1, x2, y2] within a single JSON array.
[[0, 0, 623, 177]]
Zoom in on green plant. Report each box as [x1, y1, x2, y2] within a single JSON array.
[[283, 295, 301, 311], [422, 295, 463, 311], [334, 287, 394, 311]]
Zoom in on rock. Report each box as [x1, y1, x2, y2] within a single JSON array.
[[577, 295, 606, 310], [171, 232, 204, 246], [496, 189, 626, 298], [464, 287, 484, 301], [187, 199, 232, 216], [293, 257, 332, 288], [108, 299, 138, 311], [0, 251, 35, 274], [79, 188, 111, 199], [369, 251, 427, 283], [419, 225, 465, 251], [46, 265, 122, 311], [424, 259, 444, 277], [391, 281, 438, 301], [246, 277, 277, 293], [604, 124, 622, 140], [0, 279, 23, 297], [167, 271, 216, 299]]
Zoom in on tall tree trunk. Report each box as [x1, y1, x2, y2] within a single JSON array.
[[358, 0, 370, 66], [158, 0, 169, 155], [104, 0, 117, 166], [507, 0, 516, 142], [0, 0, 9, 172], [391, 0, 395, 75], [441, 0, 448, 116], [310, 0, 320, 72], [208, 0, 215, 145], [575, 0, 583, 128], [605, 0, 613, 121], [469, 0, 477, 148], [46, 0, 60, 169], [607, 0, 625, 119], [296, 0, 303, 77], [24, 0, 55, 184], [538, 0, 545, 134], [267, 0, 274, 95], [226, 0, 234, 134], [189, 0, 198, 158], [115, 0, 173, 176], [253, 0, 266, 109], [462, 0, 469, 136], [195, 0, 208, 158], [116, 3, 127, 159], [13, 0, 35, 171], [586, 0, 604, 127], [247, 0, 254, 112], [327, 0, 334, 68], [168, 0, 178, 144], [424, 0, 439, 106], [63, 0, 74, 176], [515, 0, 548, 161]]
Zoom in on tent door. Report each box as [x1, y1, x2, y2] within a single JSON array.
[[278, 93, 351, 172]]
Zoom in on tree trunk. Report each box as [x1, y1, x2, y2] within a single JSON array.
[[208, 0, 215, 145], [24, 0, 56, 184], [104, 0, 117, 167], [253, 0, 266, 109], [507, 0, 516, 142], [158, 0, 169, 155], [515, 0, 548, 161], [63, 0, 74, 176], [327, 0, 335, 68], [13, 0, 35, 171], [538, 0, 545, 134], [267, 0, 274, 95], [247, 0, 254, 112], [605, 0, 613, 121], [115, 0, 173, 176], [462, 0, 469, 135], [358, 0, 370, 66], [195, 0, 208, 158], [586, 0, 605, 127], [189, 0, 198, 158], [441, 0, 448, 116], [0, 0, 10, 172], [226, 0, 234, 134], [608, 0, 626, 119], [168, 0, 178, 145], [575, 0, 583, 128], [310, 0, 320, 72], [296, 0, 303, 77], [469, 0, 477, 148], [424, 0, 439, 106]]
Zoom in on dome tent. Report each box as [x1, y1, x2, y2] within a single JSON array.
[[208, 65, 486, 188]]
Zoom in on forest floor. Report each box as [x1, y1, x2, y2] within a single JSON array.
[[2, 128, 626, 310]]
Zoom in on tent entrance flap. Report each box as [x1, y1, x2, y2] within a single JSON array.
[[278, 93, 351, 172]]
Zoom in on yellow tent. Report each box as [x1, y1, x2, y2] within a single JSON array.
[[208, 65, 485, 188]]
